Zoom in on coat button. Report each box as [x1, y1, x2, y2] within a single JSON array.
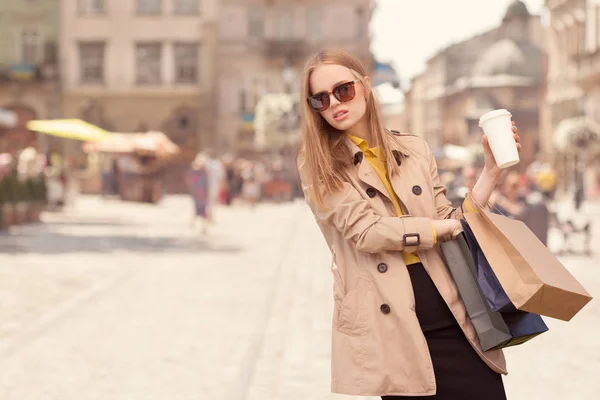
[[377, 263, 388, 273], [380, 304, 391, 315], [412, 185, 422, 196], [353, 152, 363, 165], [366, 187, 377, 198], [392, 150, 402, 166]]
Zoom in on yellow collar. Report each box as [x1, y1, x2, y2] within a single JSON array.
[[347, 134, 369, 151], [347, 135, 384, 159]]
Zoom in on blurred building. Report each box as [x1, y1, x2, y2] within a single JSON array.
[[581, 0, 600, 122], [0, 0, 60, 156], [376, 82, 405, 130], [59, 0, 219, 191], [404, 0, 546, 170], [545, 0, 600, 196], [216, 0, 374, 155]]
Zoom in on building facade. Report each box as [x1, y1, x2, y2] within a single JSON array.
[[60, 0, 219, 190], [545, 0, 600, 196], [404, 1, 546, 170], [215, 0, 374, 154], [0, 0, 60, 156], [580, 0, 600, 122]]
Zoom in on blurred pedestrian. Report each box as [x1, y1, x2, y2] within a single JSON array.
[[297, 49, 522, 399], [221, 153, 235, 205], [241, 162, 261, 207], [527, 154, 557, 200], [204, 149, 225, 216], [494, 171, 526, 219], [186, 153, 211, 235]]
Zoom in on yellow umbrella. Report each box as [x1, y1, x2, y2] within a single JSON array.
[[26, 119, 110, 141]]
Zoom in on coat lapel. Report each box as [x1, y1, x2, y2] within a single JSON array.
[[344, 138, 392, 203], [387, 135, 414, 215]]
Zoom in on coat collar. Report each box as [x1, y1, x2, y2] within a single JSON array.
[[344, 136, 390, 202], [344, 132, 413, 214], [345, 131, 405, 166]]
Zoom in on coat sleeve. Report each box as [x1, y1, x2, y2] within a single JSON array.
[[297, 154, 435, 254]]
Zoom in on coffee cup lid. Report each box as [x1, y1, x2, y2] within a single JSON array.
[[479, 109, 512, 127]]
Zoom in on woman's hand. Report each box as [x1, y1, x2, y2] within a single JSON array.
[[482, 121, 522, 179], [432, 219, 463, 243]]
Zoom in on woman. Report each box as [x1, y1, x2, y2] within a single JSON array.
[[187, 153, 211, 234], [297, 50, 521, 399]]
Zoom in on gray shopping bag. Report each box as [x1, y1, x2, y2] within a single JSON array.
[[440, 234, 512, 351]]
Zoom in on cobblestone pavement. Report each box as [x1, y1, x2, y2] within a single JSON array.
[[0, 195, 598, 399]]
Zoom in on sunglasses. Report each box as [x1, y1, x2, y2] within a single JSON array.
[[308, 80, 360, 112]]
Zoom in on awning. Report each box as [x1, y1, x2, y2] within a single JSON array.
[[372, 62, 401, 88], [83, 131, 180, 159], [0, 108, 18, 128], [26, 119, 110, 141], [554, 117, 600, 151]]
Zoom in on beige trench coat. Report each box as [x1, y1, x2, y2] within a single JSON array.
[[298, 131, 507, 397]]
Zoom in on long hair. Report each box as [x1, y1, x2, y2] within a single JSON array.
[[299, 49, 401, 205]]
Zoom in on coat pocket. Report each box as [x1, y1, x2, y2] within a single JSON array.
[[331, 250, 345, 311], [336, 277, 373, 336]]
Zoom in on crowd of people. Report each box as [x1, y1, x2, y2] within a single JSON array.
[[185, 150, 299, 234], [441, 155, 560, 246]]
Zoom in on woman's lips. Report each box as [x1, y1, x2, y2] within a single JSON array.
[[333, 110, 349, 121]]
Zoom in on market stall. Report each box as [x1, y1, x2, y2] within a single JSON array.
[[83, 131, 180, 203], [26, 119, 181, 204]]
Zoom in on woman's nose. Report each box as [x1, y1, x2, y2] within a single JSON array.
[[329, 92, 341, 107]]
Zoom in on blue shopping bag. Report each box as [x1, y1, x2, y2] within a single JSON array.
[[496, 310, 549, 349], [441, 233, 549, 351], [460, 219, 515, 313]]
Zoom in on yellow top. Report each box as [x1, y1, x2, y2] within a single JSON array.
[[348, 135, 435, 266]]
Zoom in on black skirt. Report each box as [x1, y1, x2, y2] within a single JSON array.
[[383, 263, 506, 400]]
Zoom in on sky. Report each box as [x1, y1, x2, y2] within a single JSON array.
[[371, 0, 546, 89]]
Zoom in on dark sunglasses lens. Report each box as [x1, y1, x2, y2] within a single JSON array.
[[333, 82, 356, 102], [309, 93, 329, 111]]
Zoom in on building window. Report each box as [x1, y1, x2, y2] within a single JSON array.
[[137, 0, 161, 14], [355, 7, 366, 39], [20, 28, 41, 64], [594, 5, 600, 51], [79, 0, 105, 15], [306, 6, 322, 41], [174, 0, 199, 14], [79, 42, 105, 83], [276, 7, 294, 39], [248, 7, 265, 38], [136, 43, 162, 84], [239, 88, 247, 112], [174, 43, 199, 83]]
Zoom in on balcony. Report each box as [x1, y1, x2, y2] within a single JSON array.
[[576, 49, 600, 86], [263, 39, 310, 60], [0, 63, 58, 84], [0, 42, 59, 83]]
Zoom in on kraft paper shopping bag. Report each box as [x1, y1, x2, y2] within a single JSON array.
[[464, 210, 592, 322], [440, 234, 548, 351]]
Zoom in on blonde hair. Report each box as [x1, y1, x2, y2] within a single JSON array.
[[299, 49, 401, 205]]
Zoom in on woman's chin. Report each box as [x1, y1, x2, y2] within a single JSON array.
[[329, 118, 355, 132]]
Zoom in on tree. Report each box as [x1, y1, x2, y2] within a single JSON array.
[[253, 93, 300, 150]]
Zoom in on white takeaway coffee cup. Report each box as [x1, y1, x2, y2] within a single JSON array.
[[478, 109, 519, 169]]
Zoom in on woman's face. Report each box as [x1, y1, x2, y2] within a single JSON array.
[[309, 64, 369, 132]]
